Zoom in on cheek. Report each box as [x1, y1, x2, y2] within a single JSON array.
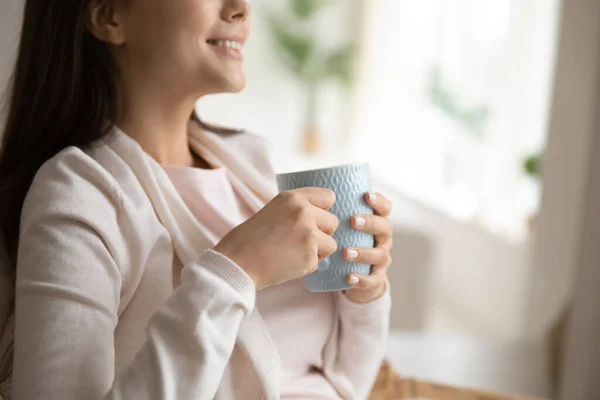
[[176, 8, 217, 70], [125, 12, 171, 63], [127, 2, 208, 63]]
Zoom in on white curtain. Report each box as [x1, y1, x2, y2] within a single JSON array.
[[351, 0, 560, 241]]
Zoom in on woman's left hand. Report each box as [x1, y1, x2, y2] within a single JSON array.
[[344, 192, 393, 304]]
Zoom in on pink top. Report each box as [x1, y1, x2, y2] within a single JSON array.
[[163, 164, 341, 400]]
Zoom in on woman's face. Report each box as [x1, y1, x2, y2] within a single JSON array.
[[109, 0, 251, 96]]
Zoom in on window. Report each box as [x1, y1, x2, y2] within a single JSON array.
[[352, 0, 561, 240]]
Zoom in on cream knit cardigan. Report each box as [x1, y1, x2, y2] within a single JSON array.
[[0, 120, 390, 400]]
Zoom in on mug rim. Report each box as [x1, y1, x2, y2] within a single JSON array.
[[276, 162, 370, 178]]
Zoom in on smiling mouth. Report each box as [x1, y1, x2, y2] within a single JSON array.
[[206, 39, 243, 51]]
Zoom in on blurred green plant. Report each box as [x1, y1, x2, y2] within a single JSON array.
[[291, 0, 324, 19], [266, 0, 355, 88], [265, 0, 356, 153], [427, 64, 490, 139], [523, 151, 543, 179]]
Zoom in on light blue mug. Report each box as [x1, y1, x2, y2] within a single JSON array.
[[276, 163, 374, 292]]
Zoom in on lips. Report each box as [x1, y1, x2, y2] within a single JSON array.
[[206, 38, 244, 61], [206, 39, 243, 51]]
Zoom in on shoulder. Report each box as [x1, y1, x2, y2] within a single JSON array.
[[24, 146, 123, 222], [21, 146, 130, 266]]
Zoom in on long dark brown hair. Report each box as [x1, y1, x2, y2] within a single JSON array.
[[0, 1, 237, 271]]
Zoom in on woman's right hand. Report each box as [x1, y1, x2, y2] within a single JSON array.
[[214, 188, 339, 290]]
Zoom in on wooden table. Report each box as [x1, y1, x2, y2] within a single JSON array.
[[370, 361, 545, 400]]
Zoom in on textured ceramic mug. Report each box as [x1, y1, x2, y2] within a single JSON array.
[[276, 163, 374, 292]]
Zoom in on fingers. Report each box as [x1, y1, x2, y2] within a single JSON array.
[[344, 247, 392, 267], [317, 231, 337, 261], [375, 234, 393, 251], [352, 214, 393, 237], [347, 267, 387, 290], [344, 242, 391, 293], [293, 187, 336, 210], [312, 206, 339, 236], [365, 192, 393, 217]]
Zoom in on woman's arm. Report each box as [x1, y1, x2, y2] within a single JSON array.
[[12, 151, 255, 400], [324, 288, 391, 400]]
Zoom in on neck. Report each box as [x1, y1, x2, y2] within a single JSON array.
[[116, 77, 203, 167]]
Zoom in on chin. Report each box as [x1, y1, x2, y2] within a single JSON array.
[[222, 81, 246, 93], [203, 76, 246, 95], [222, 73, 246, 93], [198, 68, 246, 95]]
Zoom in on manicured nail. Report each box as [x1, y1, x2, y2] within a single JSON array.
[[349, 275, 360, 285], [354, 216, 366, 227], [368, 192, 377, 202], [347, 249, 359, 260]]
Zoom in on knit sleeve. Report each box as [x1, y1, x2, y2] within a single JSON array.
[[12, 148, 255, 400], [323, 284, 391, 400]]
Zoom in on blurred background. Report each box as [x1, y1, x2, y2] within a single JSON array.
[[4, 0, 600, 399], [198, 1, 560, 396]]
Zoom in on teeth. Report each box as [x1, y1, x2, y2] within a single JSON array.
[[211, 40, 242, 51]]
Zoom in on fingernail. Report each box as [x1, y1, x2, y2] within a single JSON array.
[[347, 249, 359, 260], [368, 192, 377, 202], [349, 275, 360, 285], [354, 216, 366, 227]]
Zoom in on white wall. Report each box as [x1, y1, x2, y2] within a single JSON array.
[[524, 0, 598, 338], [386, 186, 530, 339], [522, 1, 600, 399]]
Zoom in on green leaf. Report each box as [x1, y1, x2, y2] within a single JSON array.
[[523, 153, 543, 177], [291, 0, 327, 19], [323, 45, 355, 87], [427, 63, 490, 138], [264, 1, 353, 87], [461, 107, 490, 135], [267, 16, 317, 78], [428, 65, 460, 118]]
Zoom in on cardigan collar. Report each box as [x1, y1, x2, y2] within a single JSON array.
[[108, 120, 281, 399]]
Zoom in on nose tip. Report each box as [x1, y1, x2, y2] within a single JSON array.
[[225, 0, 251, 22]]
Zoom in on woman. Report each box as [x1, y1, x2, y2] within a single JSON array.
[[0, 1, 393, 399]]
